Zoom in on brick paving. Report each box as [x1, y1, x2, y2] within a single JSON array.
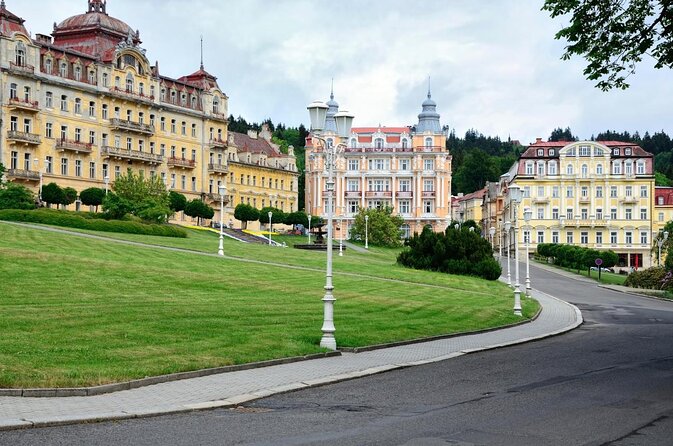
[[0, 290, 581, 430]]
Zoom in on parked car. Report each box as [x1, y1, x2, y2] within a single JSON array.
[[590, 266, 613, 273]]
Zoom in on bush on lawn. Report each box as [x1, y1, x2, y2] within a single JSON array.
[[624, 266, 672, 290], [0, 209, 186, 238]]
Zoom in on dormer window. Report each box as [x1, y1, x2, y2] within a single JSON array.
[[659, 196, 665, 205], [191, 96, 197, 109], [44, 58, 52, 74], [425, 137, 432, 148], [401, 139, 408, 149], [74, 66, 81, 81], [181, 94, 187, 106], [213, 100, 219, 114], [170, 91, 177, 104], [351, 138, 357, 148], [60, 62, 67, 77], [613, 148, 620, 156], [549, 149, 555, 156], [625, 147, 632, 155], [537, 149, 544, 156], [160, 88, 166, 101], [88, 70, 95, 84], [375, 138, 384, 149], [15, 42, 26, 66]]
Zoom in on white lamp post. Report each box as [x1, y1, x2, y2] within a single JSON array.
[[33, 158, 43, 205], [218, 184, 225, 256], [498, 219, 503, 257], [509, 184, 523, 316], [489, 226, 496, 253], [268, 211, 273, 246], [308, 214, 312, 245], [505, 221, 512, 286], [307, 100, 354, 351], [524, 207, 532, 296], [104, 174, 110, 195], [338, 217, 343, 256], [364, 214, 369, 249], [657, 231, 669, 266]]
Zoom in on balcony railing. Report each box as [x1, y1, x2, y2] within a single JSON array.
[[620, 197, 638, 204], [109, 118, 155, 135], [55, 138, 93, 154], [206, 193, 229, 204], [9, 62, 35, 75], [8, 97, 39, 112], [415, 145, 444, 152], [211, 112, 227, 121], [160, 97, 203, 112], [344, 191, 361, 198], [167, 157, 196, 168], [101, 146, 164, 165], [396, 191, 413, 198], [365, 191, 392, 198], [344, 146, 414, 154], [421, 191, 436, 198], [208, 163, 228, 173], [7, 130, 41, 145], [532, 197, 549, 204], [7, 168, 39, 181], [110, 87, 155, 103], [209, 138, 227, 149]]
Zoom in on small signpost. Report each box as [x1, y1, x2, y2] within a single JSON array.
[[595, 258, 603, 282]]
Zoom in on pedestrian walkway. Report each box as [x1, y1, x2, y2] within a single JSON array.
[[0, 290, 581, 431]]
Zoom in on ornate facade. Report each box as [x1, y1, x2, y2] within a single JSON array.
[[305, 90, 451, 238], [0, 1, 297, 225]]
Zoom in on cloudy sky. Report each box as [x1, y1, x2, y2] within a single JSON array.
[[10, 0, 672, 144]]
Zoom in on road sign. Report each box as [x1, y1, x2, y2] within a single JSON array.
[[595, 258, 603, 266]]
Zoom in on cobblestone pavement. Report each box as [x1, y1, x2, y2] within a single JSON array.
[[0, 289, 581, 430]]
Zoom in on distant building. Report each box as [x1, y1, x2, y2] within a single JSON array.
[[305, 88, 451, 238]]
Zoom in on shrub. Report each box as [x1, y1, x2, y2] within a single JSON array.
[[234, 203, 259, 229], [625, 266, 671, 290], [41, 182, 64, 208], [0, 209, 186, 238], [184, 199, 215, 226], [169, 191, 187, 213], [79, 188, 105, 211], [0, 183, 35, 210], [350, 207, 405, 248], [397, 225, 501, 280]]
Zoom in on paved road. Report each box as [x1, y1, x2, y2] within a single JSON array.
[[2, 263, 673, 445]]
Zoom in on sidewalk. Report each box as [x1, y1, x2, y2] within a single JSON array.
[[0, 290, 582, 431]]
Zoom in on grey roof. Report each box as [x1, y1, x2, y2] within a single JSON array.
[[416, 89, 441, 133]]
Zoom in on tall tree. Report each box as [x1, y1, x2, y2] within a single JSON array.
[[543, 0, 673, 90], [548, 127, 577, 142]]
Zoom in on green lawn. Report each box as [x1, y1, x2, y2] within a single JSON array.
[[0, 222, 538, 388]]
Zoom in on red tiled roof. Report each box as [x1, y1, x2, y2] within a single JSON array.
[[457, 188, 487, 202], [0, 2, 28, 37], [655, 187, 673, 206], [353, 127, 410, 134], [522, 140, 652, 158], [230, 132, 282, 157]]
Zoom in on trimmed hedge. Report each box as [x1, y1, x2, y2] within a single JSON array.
[[0, 209, 187, 238], [624, 266, 672, 291], [537, 243, 618, 271]]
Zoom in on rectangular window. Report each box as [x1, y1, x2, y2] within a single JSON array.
[[74, 128, 82, 142], [399, 179, 411, 192], [596, 232, 603, 244], [75, 159, 82, 177], [552, 231, 559, 244], [641, 231, 648, 245], [89, 131, 96, 145], [423, 159, 434, 171], [566, 232, 574, 244], [611, 231, 618, 244], [423, 179, 434, 192], [640, 186, 648, 197], [596, 186, 603, 198], [566, 186, 573, 198], [537, 207, 544, 219], [60, 158, 68, 176], [552, 208, 559, 220], [581, 208, 588, 219], [552, 186, 559, 198], [625, 186, 632, 197], [191, 177, 197, 191], [347, 179, 359, 192], [89, 101, 95, 117], [660, 212, 665, 222], [611, 208, 617, 220], [89, 161, 96, 179], [581, 186, 588, 198], [60, 95, 68, 111], [610, 186, 618, 198], [640, 208, 647, 220], [423, 200, 433, 214], [580, 232, 588, 244], [45, 122, 53, 138], [537, 186, 544, 197], [181, 175, 186, 190], [625, 231, 632, 245], [537, 231, 544, 244], [523, 230, 530, 244], [399, 159, 410, 171], [74, 99, 81, 114], [596, 208, 603, 219], [46, 156, 53, 174], [348, 200, 358, 214], [102, 104, 108, 120], [9, 151, 17, 170], [399, 200, 410, 214], [114, 165, 121, 179], [45, 92, 53, 108], [625, 208, 632, 220], [348, 159, 359, 171], [566, 208, 573, 219], [523, 186, 530, 198]]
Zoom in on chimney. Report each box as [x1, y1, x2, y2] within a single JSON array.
[[535, 137, 543, 143], [247, 130, 258, 139], [36, 34, 52, 44], [259, 123, 272, 142]]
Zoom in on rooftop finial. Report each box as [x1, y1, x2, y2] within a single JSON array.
[[1, 1, 6, 10], [330, 78, 334, 100], [88, 0, 106, 14], [427, 76, 431, 98], [200, 35, 204, 70]]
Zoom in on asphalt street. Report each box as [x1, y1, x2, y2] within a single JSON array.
[[2, 262, 672, 445]]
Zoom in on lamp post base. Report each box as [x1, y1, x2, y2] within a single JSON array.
[[513, 285, 522, 316], [218, 235, 224, 256], [320, 294, 337, 351]]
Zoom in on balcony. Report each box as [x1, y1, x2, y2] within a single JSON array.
[[8, 97, 39, 112], [579, 196, 591, 203], [344, 191, 361, 198], [533, 197, 549, 204], [620, 196, 638, 204], [55, 139, 93, 154], [101, 146, 164, 165], [209, 138, 227, 149], [109, 118, 155, 135], [396, 191, 413, 198], [167, 157, 196, 169], [414, 145, 444, 153], [8, 62, 35, 76], [210, 112, 227, 121], [208, 163, 228, 174], [7, 130, 41, 145], [110, 87, 154, 104], [421, 191, 436, 198], [7, 168, 39, 181], [206, 193, 229, 204], [365, 191, 392, 198]]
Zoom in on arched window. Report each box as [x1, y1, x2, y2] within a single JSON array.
[[425, 137, 433, 148], [191, 96, 197, 109], [596, 163, 603, 175], [581, 164, 588, 178], [566, 163, 574, 175], [125, 73, 134, 92], [327, 138, 334, 148], [9, 83, 17, 99], [15, 42, 26, 66], [213, 99, 219, 114], [401, 139, 408, 149], [44, 59, 52, 74], [350, 138, 357, 148], [60, 62, 67, 77], [375, 138, 384, 149]]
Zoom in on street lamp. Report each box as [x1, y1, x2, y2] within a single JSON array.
[[524, 207, 532, 296], [489, 226, 496, 253], [338, 217, 343, 257], [498, 218, 503, 257], [364, 214, 369, 249], [509, 184, 523, 316], [505, 220, 512, 287], [218, 184, 225, 256], [307, 99, 354, 351], [104, 175, 110, 195], [657, 231, 669, 266], [307, 214, 312, 245], [268, 211, 273, 246], [33, 158, 42, 205]]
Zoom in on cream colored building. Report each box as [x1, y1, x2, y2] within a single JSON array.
[[503, 139, 656, 269], [305, 90, 451, 238]]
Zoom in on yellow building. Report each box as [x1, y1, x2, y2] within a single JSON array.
[[504, 139, 656, 269], [305, 89, 452, 238], [0, 1, 297, 226], [453, 188, 485, 228], [654, 187, 673, 232]]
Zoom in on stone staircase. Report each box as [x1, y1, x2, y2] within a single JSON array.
[[222, 228, 270, 245]]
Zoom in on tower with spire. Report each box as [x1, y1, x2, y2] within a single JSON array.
[[324, 80, 339, 133], [415, 83, 442, 134]]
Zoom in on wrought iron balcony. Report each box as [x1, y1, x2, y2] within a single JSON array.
[[55, 139, 93, 154], [421, 191, 436, 198], [101, 146, 164, 165], [109, 118, 155, 135], [7, 130, 41, 145], [620, 196, 638, 204], [8, 97, 39, 112], [396, 191, 413, 198], [167, 157, 196, 169], [344, 191, 361, 198], [208, 163, 228, 173], [7, 168, 39, 181], [209, 138, 227, 149], [110, 87, 155, 104], [365, 191, 392, 198], [206, 193, 229, 204]]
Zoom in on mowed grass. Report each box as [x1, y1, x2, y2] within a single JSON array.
[[0, 222, 538, 388]]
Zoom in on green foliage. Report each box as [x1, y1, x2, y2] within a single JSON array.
[[350, 207, 405, 248], [258, 206, 285, 225], [397, 226, 501, 280], [549, 127, 577, 142], [0, 183, 35, 210], [285, 210, 308, 227], [655, 171, 672, 186], [543, 0, 673, 90], [666, 246, 673, 272], [0, 162, 5, 186], [103, 171, 170, 223], [79, 188, 105, 210], [0, 209, 186, 237], [234, 203, 260, 229], [537, 243, 618, 271], [184, 199, 215, 225], [624, 266, 671, 290], [168, 191, 187, 212], [41, 182, 64, 207], [62, 187, 78, 206]]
